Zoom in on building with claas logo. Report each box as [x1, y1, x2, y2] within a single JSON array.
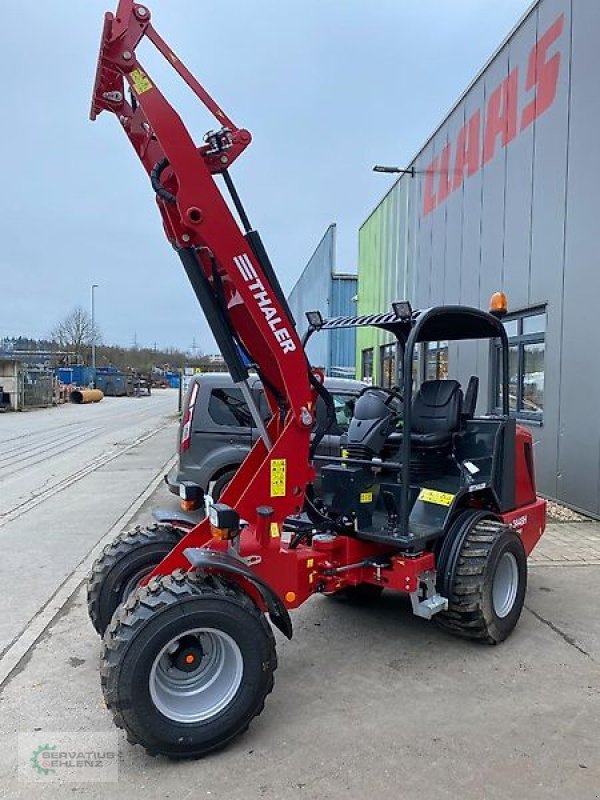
[[356, 0, 600, 517]]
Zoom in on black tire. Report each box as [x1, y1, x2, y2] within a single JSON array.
[[327, 584, 384, 604], [101, 571, 276, 759], [87, 524, 180, 636], [436, 516, 527, 644], [211, 469, 237, 502]]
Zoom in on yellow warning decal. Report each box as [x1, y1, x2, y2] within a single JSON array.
[[270, 522, 280, 538], [360, 492, 373, 504], [130, 68, 153, 95], [341, 449, 349, 459], [418, 488, 455, 507], [270, 458, 286, 497]]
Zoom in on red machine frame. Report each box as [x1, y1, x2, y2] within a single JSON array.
[[91, 1, 546, 629]]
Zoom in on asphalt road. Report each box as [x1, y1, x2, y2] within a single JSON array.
[[0, 391, 179, 662], [0, 517, 598, 799], [0, 478, 598, 799]]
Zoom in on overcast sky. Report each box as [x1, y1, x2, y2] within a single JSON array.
[[0, 0, 532, 354]]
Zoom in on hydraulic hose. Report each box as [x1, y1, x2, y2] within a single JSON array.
[[150, 157, 176, 204], [308, 369, 335, 460]]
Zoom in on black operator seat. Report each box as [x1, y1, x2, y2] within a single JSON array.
[[462, 375, 479, 421], [410, 379, 463, 449]]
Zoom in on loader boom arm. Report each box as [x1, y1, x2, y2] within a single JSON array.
[[91, 1, 316, 524]]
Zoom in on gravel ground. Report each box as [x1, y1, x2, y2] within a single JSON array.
[[546, 500, 590, 523]]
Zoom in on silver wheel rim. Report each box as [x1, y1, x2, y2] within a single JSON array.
[[149, 628, 243, 723], [492, 552, 519, 618]]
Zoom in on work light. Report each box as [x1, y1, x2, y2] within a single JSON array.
[[208, 503, 241, 540], [392, 301, 413, 320], [305, 310, 324, 329]]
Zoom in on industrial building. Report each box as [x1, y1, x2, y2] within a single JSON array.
[[288, 224, 357, 377], [0, 357, 54, 410], [356, 0, 599, 517]]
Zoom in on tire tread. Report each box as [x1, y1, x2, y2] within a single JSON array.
[[87, 524, 180, 635], [436, 518, 524, 644], [101, 570, 276, 757]]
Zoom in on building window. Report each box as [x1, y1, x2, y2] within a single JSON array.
[[494, 308, 545, 422], [412, 348, 421, 388], [361, 348, 374, 385], [380, 343, 398, 389], [425, 341, 449, 381]]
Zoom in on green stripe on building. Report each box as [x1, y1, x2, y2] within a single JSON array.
[[356, 179, 412, 386]]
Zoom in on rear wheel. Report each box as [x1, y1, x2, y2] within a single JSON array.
[[87, 524, 180, 635], [101, 572, 276, 758], [436, 515, 527, 644]]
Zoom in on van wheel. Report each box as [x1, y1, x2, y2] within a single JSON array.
[[212, 469, 237, 502]]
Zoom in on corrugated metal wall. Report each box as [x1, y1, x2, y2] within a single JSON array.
[[288, 224, 357, 377], [357, 0, 600, 516], [329, 275, 358, 377], [289, 225, 335, 370], [357, 180, 410, 381]]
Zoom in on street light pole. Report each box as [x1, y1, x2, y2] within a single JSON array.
[[372, 165, 416, 176], [91, 283, 99, 386]]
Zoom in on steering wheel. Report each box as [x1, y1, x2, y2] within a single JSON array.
[[381, 385, 404, 406], [357, 385, 403, 404]]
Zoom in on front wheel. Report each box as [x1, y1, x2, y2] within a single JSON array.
[[101, 572, 277, 758], [436, 516, 527, 644]]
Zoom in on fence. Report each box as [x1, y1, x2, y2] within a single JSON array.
[[21, 367, 54, 408]]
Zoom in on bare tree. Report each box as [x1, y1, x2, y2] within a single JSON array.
[[51, 306, 101, 363]]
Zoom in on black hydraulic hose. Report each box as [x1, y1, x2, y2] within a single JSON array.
[[308, 369, 335, 460], [178, 248, 248, 384], [153, 158, 309, 435], [150, 157, 177, 204], [151, 159, 291, 422], [304, 484, 338, 527], [222, 170, 252, 233], [302, 485, 350, 537]]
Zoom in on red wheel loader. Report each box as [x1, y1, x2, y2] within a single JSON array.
[[87, 1, 546, 759]]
